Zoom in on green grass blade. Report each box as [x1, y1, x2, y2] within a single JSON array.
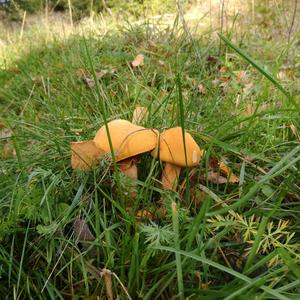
[[278, 248, 300, 279], [244, 216, 268, 271], [171, 202, 184, 300], [156, 246, 290, 300], [218, 33, 298, 109]]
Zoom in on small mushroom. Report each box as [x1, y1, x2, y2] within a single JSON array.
[[93, 119, 158, 180], [152, 127, 202, 191]]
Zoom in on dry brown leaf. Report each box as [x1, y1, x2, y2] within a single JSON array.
[[73, 215, 97, 257], [235, 70, 250, 85], [277, 69, 296, 81], [290, 124, 299, 140], [71, 140, 104, 170], [9, 66, 20, 74], [131, 54, 144, 68], [242, 103, 254, 116], [75, 68, 89, 77], [2, 143, 16, 159], [0, 128, 12, 139], [246, 103, 254, 115], [290, 124, 298, 135], [219, 66, 228, 73], [197, 83, 207, 95], [212, 79, 220, 87], [132, 106, 149, 125], [54, 63, 65, 69], [219, 161, 239, 183], [81, 68, 116, 88], [148, 40, 157, 49], [243, 83, 254, 95], [83, 77, 95, 88], [73, 215, 95, 242], [202, 172, 228, 184], [135, 209, 154, 222]]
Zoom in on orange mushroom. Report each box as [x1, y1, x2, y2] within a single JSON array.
[[152, 127, 202, 191], [93, 119, 158, 180]]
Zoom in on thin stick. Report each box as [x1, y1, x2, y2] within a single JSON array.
[[19, 11, 26, 39], [288, 0, 298, 43], [68, 0, 73, 28]]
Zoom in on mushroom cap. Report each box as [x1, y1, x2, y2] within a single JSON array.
[[93, 119, 158, 161], [152, 127, 202, 167]]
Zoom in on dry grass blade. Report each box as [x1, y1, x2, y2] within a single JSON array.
[[102, 269, 114, 300], [132, 106, 148, 125], [86, 262, 132, 300]]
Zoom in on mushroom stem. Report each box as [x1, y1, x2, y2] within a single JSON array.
[[162, 163, 181, 191], [118, 158, 137, 180], [118, 158, 138, 205]]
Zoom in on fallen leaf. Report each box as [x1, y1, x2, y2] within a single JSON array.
[[132, 106, 148, 125], [71, 140, 104, 170], [290, 124, 297, 134], [277, 69, 296, 81], [243, 83, 254, 95], [148, 40, 157, 49], [131, 54, 144, 68], [9, 66, 20, 74], [157, 60, 166, 68], [219, 161, 239, 183], [54, 63, 65, 69], [202, 172, 228, 184], [0, 128, 12, 139], [247, 103, 254, 115], [244, 156, 255, 162], [81, 68, 116, 88], [2, 143, 16, 158], [135, 209, 154, 222], [235, 70, 250, 84], [75, 68, 89, 77], [242, 103, 254, 116], [31, 76, 43, 84], [219, 66, 227, 73], [73, 215, 97, 257], [84, 77, 95, 88], [212, 79, 220, 87], [73, 215, 95, 242], [197, 83, 207, 95], [206, 55, 218, 65], [235, 94, 241, 108], [290, 124, 299, 139]]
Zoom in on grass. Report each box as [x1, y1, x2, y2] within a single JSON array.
[[1, 1, 300, 299]]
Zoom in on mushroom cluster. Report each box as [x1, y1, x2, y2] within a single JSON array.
[[71, 119, 202, 201]]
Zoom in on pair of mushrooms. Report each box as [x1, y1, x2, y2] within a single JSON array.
[[71, 119, 202, 192]]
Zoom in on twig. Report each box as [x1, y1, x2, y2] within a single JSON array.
[[19, 10, 26, 39], [219, 0, 225, 55], [288, 0, 298, 44]]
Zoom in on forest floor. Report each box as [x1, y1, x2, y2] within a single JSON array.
[[0, 1, 300, 299]]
